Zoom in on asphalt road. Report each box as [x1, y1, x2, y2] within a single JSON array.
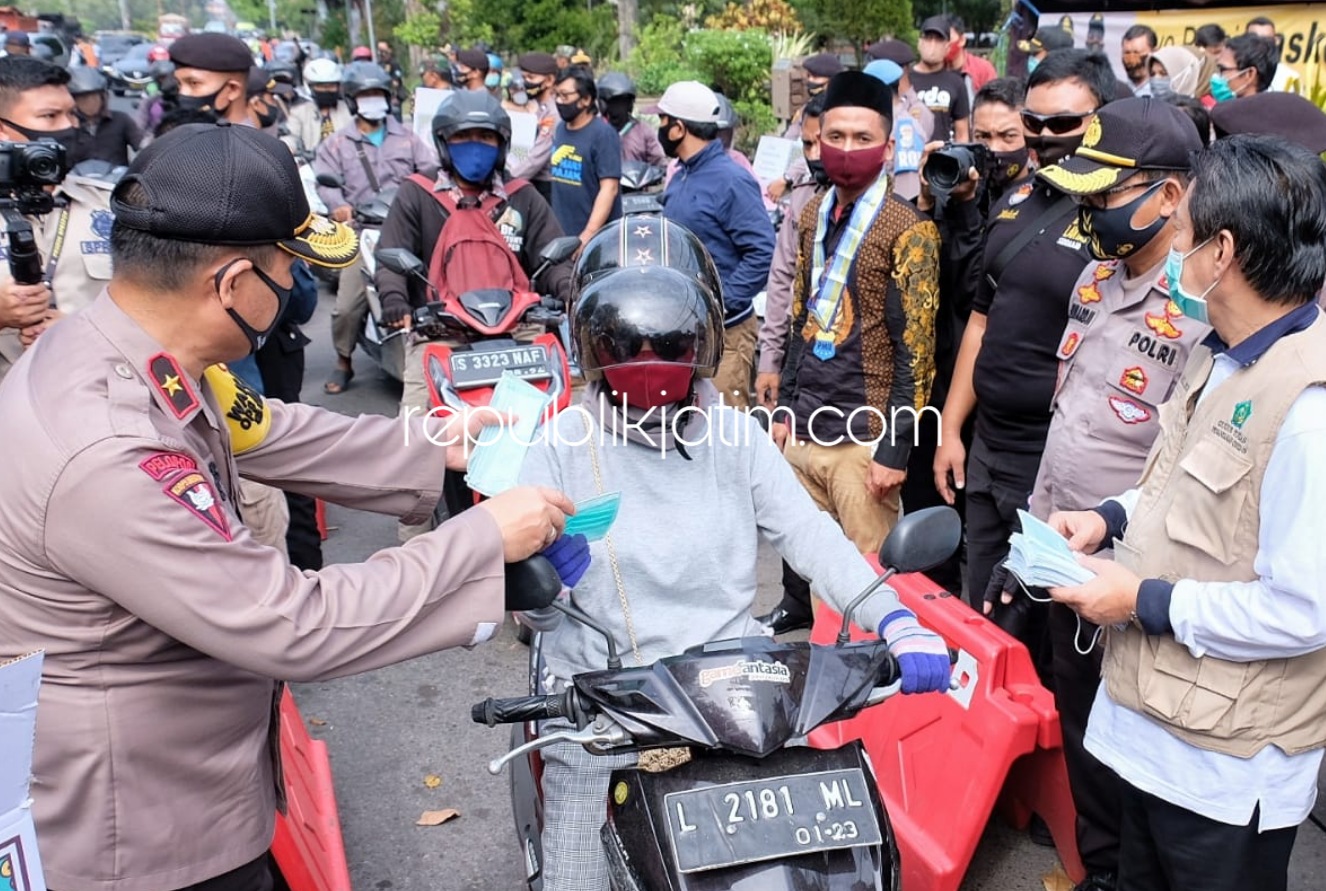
[[285, 221, 1326, 890]]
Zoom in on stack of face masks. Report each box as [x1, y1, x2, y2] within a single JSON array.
[[1005, 509, 1096, 588], [562, 492, 622, 541], [465, 373, 552, 496]]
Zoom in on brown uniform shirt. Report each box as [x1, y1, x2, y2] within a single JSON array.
[[0, 292, 506, 891], [509, 93, 557, 182], [1029, 256, 1210, 520]]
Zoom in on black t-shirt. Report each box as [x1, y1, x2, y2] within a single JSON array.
[[971, 180, 1092, 454], [908, 67, 971, 142]]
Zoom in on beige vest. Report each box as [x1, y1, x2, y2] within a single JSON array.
[[1105, 310, 1326, 757]]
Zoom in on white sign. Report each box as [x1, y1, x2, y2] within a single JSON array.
[[751, 136, 800, 191], [412, 87, 452, 143], [507, 111, 539, 170]]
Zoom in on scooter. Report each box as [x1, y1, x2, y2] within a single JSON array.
[[620, 160, 666, 216], [474, 507, 962, 891], [350, 187, 401, 379], [374, 234, 581, 414]]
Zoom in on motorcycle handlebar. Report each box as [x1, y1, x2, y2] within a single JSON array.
[[471, 693, 571, 726]]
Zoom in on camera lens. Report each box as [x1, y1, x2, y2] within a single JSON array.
[[25, 144, 63, 184], [924, 149, 967, 192]]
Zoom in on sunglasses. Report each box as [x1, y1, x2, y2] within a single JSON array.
[[1021, 109, 1096, 135]]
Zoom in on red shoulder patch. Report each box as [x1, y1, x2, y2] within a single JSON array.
[[162, 471, 232, 540], [139, 452, 199, 482]]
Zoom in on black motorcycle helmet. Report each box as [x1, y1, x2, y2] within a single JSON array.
[[596, 71, 636, 103], [573, 265, 724, 382], [715, 94, 738, 150], [341, 61, 392, 116], [265, 59, 300, 92], [431, 89, 512, 179], [67, 66, 108, 96], [574, 213, 722, 301]]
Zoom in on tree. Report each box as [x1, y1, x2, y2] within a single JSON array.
[[794, 0, 913, 56]]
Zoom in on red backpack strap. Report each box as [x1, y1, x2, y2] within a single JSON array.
[[505, 177, 530, 195], [408, 172, 460, 214]]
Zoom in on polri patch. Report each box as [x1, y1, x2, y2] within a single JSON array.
[[148, 352, 199, 420], [163, 471, 232, 540], [139, 452, 199, 481]]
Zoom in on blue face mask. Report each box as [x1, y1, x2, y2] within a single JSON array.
[[1027, 56, 1040, 74], [1165, 237, 1219, 324], [485, 72, 501, 89], [1209, 73, 1238, 102], [449, 140, 500, 184]]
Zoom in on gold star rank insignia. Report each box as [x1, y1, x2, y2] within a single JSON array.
[[161, 374, 183, 397], [148, 353, 200, 420]]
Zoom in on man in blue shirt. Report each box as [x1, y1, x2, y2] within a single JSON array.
[[655, 80, 775, 408], [549, 66, 621, 245]]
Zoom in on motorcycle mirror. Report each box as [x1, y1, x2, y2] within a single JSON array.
[[315, 172, 344, 189], [504, 556, 563, 612], [878, 506, 962, 575], [540, 235, 582, 264], [375, 247, 426, 279]]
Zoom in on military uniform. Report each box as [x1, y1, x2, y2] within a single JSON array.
[[0, 173, 115, 382]]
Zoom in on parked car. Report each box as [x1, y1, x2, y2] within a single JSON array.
[[94, 31, 146, 68], [107, 42, 157, 96], [23, 32, 69, 67]]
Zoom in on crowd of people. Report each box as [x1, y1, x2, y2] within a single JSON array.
[[0, 11, 1323, 891]]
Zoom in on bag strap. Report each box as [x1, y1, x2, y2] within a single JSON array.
[[984, 194, 1076, 291], [354, 140, 381, 193], [581, 411, 643, 666]]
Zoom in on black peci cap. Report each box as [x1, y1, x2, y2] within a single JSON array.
[[822, 70, 893, 119], [1210, 92, 1326, 154], [111, 123, 358, 269], [1038, 98, 1201, 195], [802, 52, 845, 77], [168, 33, 253, 74]]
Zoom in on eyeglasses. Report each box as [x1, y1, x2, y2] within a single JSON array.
[[1215, 65, 1246, 75], [1021, 109, 1097, 135], [553, 89, 581, 102], [1077, 178, 1164, 210]]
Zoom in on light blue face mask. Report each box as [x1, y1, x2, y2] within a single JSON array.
[[1209, 72, 1238, 103], [1027, 56, 1040, 74], [562, 492, 621, 541], [1165, 237, 1219, 324]]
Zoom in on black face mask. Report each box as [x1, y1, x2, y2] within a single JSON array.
[[177, 86, 228, 114], [1078, 180, 1168, 261], [989, 147, 1029, 189], [312, 90, 340, 109], [658, 121, 683, 158], [556, 100, 583, 123], [806, 158, 830, 187], [605, 103, 631, 130], [218, 261, 292, 354], [1026, 133, 1083, 169], [254, 101, 280, 129], [1, 116, 75, 146]]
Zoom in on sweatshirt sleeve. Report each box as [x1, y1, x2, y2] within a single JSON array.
[[374, 180, 428, 310], [874, 219, 941, 468], [723, 175, 777, 305]]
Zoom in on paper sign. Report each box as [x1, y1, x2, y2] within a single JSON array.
[[506, 111, 539, 170], [0, 652, 46, 891], [412, 87, 452, 143], [751, 136, 800, 190]]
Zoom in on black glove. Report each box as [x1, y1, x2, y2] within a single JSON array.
[[379, 297, 410, 329]]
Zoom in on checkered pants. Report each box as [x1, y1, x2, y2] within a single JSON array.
[[540, 718, 637, 891]]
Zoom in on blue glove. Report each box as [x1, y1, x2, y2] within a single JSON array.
[[879, 609, 951, 694], [540, 533, 590, 589]]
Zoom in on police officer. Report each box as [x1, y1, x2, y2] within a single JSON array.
[[1019, 98, 1207, 891], [0, 56, 115, 384], [0, 123, 575, 891], [509, 51, 560, 202], [168, 32, 254, 125]]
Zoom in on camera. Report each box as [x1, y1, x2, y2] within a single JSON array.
[[0, 139, 69, 216], [923, 142, 993, 207]]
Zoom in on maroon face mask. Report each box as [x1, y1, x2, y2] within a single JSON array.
[[820, 142, 888, 191], [602, 361, 694, 409]]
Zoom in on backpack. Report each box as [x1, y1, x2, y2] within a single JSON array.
[[408, 173, 531, 304]]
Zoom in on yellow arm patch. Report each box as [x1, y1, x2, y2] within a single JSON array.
[[203, 364, 271, 454]]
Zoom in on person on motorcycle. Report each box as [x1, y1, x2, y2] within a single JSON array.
[[375, 89, 574, 539], [65, 66, 142, 168], [285, 57, 352, 157], [596, 71, 665, 166], [315, 61, 437, 395], [517, 222, 953, 891], [134, 53, 176, 139]]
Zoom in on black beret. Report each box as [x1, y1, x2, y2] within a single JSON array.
[[168, 33, 253, 74], [802, 52, 845, 78], [455, 48, 490, 72], [518, 52, 558, 76], [246, 67, 275, 96], [866, 38, 915, 66], [1210, 92, 1326, 155], [821, 70, 893, 119]]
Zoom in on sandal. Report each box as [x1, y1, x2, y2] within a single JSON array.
[[323, 367, 354, 394]]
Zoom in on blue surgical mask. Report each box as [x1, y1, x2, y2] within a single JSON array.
[[1027, 56, 1040, 74], [1209, 73, 1237, 103], [449, 140, 500, 183], [1165, 237, 1218, 324], [485, 72, 501, 89]]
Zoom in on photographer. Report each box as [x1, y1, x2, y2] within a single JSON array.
[[0, 56, 115, 385], [929, 50, 1113, 638]]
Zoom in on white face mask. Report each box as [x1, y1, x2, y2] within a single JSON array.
[[356, 95, 389, 122]]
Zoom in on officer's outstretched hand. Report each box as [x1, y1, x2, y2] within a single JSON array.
[[478, 486, 576, 562], [439, 408, 516, 472], [0, 280, 49, 330], [879, 609, 951, 694]]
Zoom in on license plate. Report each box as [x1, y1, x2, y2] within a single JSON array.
[[449, 345, 550, 388], [664, 768, 883, 874]]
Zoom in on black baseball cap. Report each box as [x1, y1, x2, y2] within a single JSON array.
[[169, 33, 253, 74], [111, 123, 358, 269], [1210, 92, 1326, 154], [1038, 97, 1201, 195], [920, 15, 951, 37]]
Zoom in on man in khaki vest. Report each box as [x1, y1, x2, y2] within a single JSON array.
[[1047, 135, 1326, 891]]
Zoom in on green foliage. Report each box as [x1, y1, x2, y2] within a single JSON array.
[[445, 0, 496, 47], [683, 28, 772, 102], [394, 10, 443, 48], [913, 0, 1002, 36], [460, 0, 615, 58], [627, 15, 702, 95], [768, 30, 815, 62], [731, 97, 777, 155], [319, 12, 350, 55], [795, 0, 913, 53]]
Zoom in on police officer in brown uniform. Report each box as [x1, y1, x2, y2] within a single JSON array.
[[509, 52, 560, 202], [1021, 98, 1206, 891], [0, 123, 574, 891]]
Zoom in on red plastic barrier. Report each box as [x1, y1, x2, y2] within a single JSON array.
[[271, 690, 352, 891], [808, 568, 1084, 891], [314, 499, 328, 541]]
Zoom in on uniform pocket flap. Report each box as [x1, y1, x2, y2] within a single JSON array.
[[1176, 438, 1253, 495]]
